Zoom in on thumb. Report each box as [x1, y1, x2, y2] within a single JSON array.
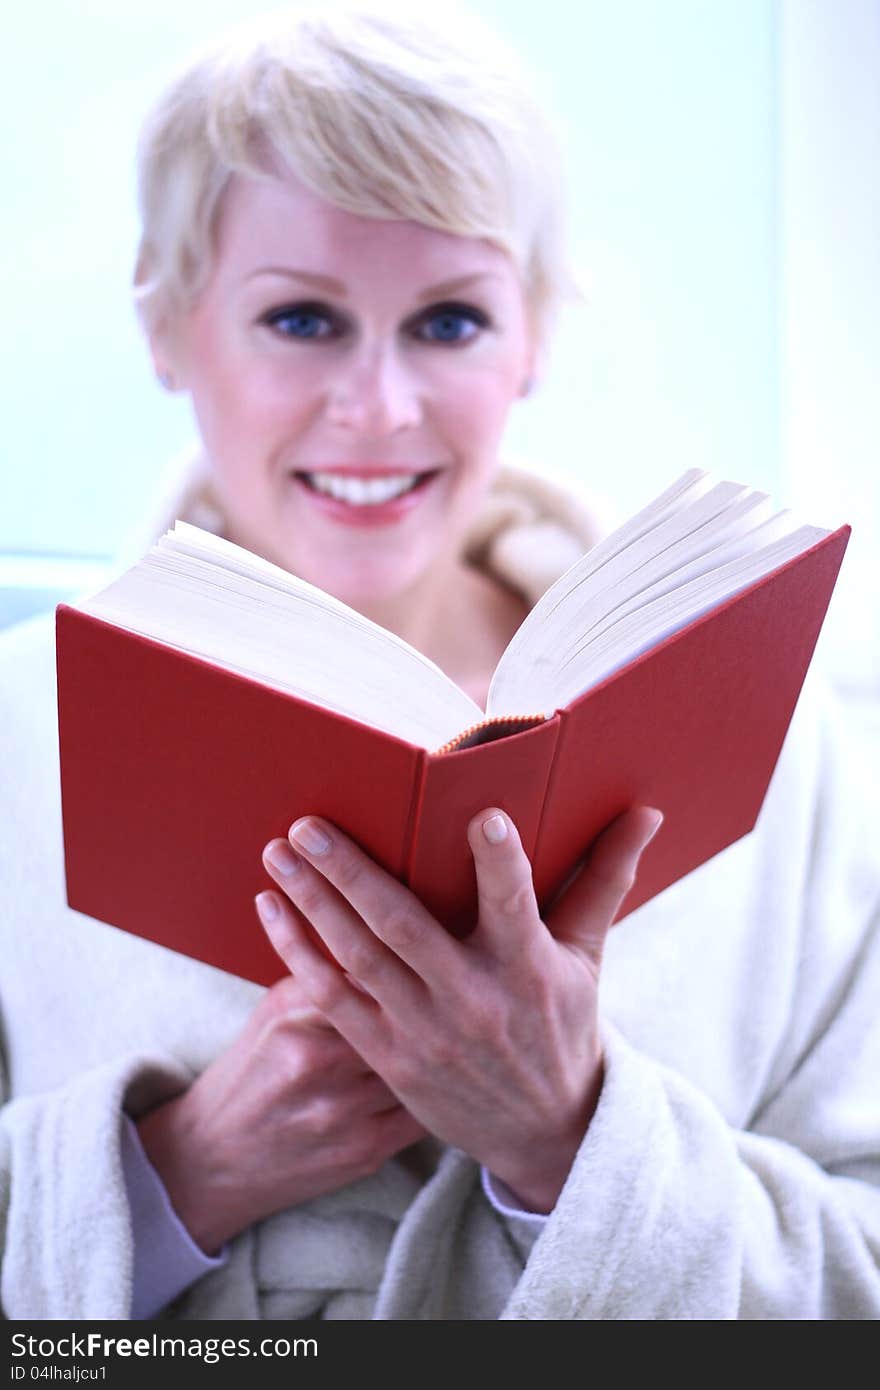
[[545, 806, 663, 964]]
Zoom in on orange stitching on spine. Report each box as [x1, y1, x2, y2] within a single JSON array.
[[432, 712, 546, 756]]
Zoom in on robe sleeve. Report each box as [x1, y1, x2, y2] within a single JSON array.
[[501, 688, 880, 1320], [0, 1052, 193, 1319]]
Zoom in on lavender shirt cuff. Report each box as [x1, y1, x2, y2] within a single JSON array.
[[121, 1114, 229, 1319], [480, 1166, 551, 1230]]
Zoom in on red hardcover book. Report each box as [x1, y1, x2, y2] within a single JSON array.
[[55, 490, 849, 987]]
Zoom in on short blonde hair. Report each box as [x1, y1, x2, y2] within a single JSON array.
[[133, 2, 576, 344]]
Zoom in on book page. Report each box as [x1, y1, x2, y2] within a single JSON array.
[[78, 525, 484, 750], [486, 472, 829, 716], [486, 470, 715, 688], [548, 525, 827, 706]]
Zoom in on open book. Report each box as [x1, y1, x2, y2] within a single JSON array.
[[56, 470, 849, 985]]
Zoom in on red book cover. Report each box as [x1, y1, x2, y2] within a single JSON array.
[[528, 524, 851, 916], [56, 613, 424, 986], [56, 525, 849, 986]]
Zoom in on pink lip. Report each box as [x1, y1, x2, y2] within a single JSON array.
[[291, 470, 440, 527]]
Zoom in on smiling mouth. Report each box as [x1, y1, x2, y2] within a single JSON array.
[[293, 469, 439, 506]]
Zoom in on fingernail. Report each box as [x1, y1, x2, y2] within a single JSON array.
[[289, 818, 332, 855], [256, 891, 280, 925], [482, 813, 508, 845], [264, 840, 301, 876]]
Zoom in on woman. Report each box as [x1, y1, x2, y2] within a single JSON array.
[[1, 5, 878, 1320]]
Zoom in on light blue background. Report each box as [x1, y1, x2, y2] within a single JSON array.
[[1, 2, 776, 584]]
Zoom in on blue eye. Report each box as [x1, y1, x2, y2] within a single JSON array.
[[418, 303, 489, 344], [264, 302, 337, 339]]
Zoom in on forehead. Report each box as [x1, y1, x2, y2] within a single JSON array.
[[210, 170, 516, 292]]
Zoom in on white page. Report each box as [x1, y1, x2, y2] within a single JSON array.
[[546, 525, 826, 710], [75, 477, 829, 751], [79, 535, 483, 749]]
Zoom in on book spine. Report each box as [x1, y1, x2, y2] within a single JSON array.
[[408, 718, 561, 936], [402, 748, 429, 889]]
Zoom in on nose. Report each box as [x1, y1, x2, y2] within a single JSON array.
[[325, 344, 423, 436]]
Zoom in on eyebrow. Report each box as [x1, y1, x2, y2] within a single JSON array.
[[245, 268, 500, 302]]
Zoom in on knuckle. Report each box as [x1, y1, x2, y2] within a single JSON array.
[[255, 989, 328, 1059], [346, 938, 383, 983], [301, 1095, 340, 1139], [270, 973, 303, 1009], [267, 973, 323, 1025], [255, 1018, 308, 1077], [279, 1034, 310, 1073], [465, 996, 504, 1041], [253, 1010, 292, 1058], [295, 881, 327, 920], [308, 973, 347, 1016], [333, 850, 369, 896], [522, 970, 555, 1018], [484, 875, 535, 920], [422, 1032, 457, 1071], [382, 907, 424, 953], [290, 1031, 326, 1070], [259, 978, 296, 1025], [501, 880, 537, 919]]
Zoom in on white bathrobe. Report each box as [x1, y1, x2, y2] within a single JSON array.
[[1, 460, 878, 1320]]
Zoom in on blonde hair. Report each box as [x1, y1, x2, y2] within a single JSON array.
[[133, 2, 576, 344]]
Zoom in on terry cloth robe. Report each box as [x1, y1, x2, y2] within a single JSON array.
[[1, 458, 878, 1320]]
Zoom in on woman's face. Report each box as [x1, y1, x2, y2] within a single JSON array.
[[163, 170, 536, 609]]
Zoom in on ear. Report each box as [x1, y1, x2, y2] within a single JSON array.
[[517, 334, 546, 399], [144, 314, 190, 394], [517, 287, 552, 399], [134, 256, 189, 393]]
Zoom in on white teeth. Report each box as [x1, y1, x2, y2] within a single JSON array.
[[301, 472, 424, 505]]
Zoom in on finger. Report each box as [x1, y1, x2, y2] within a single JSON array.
[[546, 807, 663, 964], [263, 838, 423, 1015], [285, 818, 467, 992], [255, 888, 389, 1065], [336, 1070, 412, 1120], [241, 948, 339, 1049], [466, 808, 543, 957], [258, 971, 337, 1032], [370, 1104, 427, 1162]]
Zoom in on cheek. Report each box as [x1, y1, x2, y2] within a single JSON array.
[[189, 351, 311, 468], [434, 361, 522, 452]]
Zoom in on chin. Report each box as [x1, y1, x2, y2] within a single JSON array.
[[291, 549, 434, 608], [231, 508, 450, 610], [327, 567, 427, 611]]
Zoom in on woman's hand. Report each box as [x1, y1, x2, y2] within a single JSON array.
[[136, 974, 425, 1254], [257, 804, 662, 1214]]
